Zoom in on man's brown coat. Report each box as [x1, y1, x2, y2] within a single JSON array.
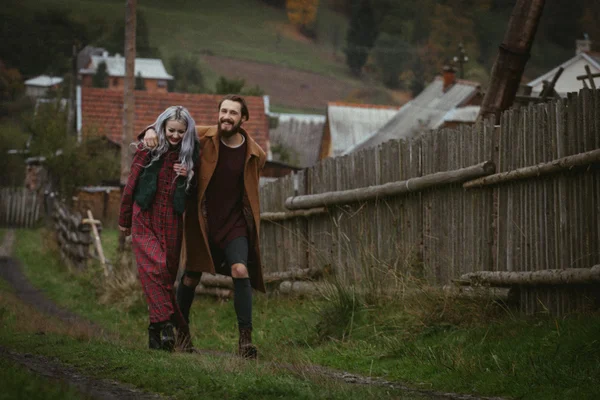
[[182, 125, 267, 292]]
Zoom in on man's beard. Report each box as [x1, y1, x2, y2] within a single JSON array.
[[218, 118, 242, 137]]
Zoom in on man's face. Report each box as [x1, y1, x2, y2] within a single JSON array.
[[165, 119, 186, 146], [218, 100, 244, 137]]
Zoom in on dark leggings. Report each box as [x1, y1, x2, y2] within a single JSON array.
[[178, 237, 252, 329]]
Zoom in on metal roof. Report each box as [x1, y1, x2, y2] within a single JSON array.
[[442, 105, 480, 123], [347, 78, 479, 153], [24, 75, 63, 87], [80, 55, 173, 80], [270, 117, 325, 168], [327, 103, 399, 156]]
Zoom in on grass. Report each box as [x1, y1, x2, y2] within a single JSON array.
[[8, 228, 600, 399], [0, 357, 92, 400], [0, 255, 425, 399]]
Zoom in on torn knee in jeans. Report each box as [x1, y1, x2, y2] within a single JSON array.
[[231, 263, 249, 278]]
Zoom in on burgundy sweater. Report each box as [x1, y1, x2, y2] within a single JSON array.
[[205, 139, 248, 248]]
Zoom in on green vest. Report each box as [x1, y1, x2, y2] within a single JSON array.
[[133, 143, 199, 215]]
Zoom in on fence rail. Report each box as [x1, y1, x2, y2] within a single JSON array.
[[0, 187, 42, 228], [259, 88, 600, 315]]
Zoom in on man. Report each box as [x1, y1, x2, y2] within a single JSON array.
[[141, 94, 266, 358]]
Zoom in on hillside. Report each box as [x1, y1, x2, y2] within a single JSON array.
[[13, 0, 405, 111], [6, 0, 600, 112]]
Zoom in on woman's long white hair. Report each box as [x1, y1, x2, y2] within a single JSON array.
[[147, 105, 198, 191]]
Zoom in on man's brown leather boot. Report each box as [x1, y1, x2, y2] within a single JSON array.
[[238, 328, 257, 359]]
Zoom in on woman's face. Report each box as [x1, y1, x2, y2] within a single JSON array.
[[165, 119, 187, 146]]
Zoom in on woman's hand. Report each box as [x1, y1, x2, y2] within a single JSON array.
[[143, 128, 159, 148], [174, 163, 188, 177], [119, 225, 131, 237]]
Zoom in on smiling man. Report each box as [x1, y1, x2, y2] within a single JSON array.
[[142, 94, 267, 358]]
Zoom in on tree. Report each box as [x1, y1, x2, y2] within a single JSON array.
[[168, 55, 205, 93], [0, 62, 24, 101], [214, 76, 265, 96], [92, 61, 109, 88], [373, 34, 412, 88], [260, 0, 286, 7], [215, 76, 246, 95], [135, 72, 146, 90], [0, 4, 89, 77], [101, 10, 159, 58], [286, 0, 320, 39], [344, 0, 379, 76]]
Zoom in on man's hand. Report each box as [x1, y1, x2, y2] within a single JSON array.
[[174, 163, 188, 177], [143, 128, 159, 148], [119, 225, 131, 237]]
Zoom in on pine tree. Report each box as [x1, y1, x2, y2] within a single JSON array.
[[92, 61, 108, 88], [135, 72, 145, 90], [344, 0, 379, 76]]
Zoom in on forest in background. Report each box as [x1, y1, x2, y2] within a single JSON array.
[[1, 0, 599, 104]]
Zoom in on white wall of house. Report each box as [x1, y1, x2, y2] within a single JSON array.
[[529, 58, 600, 96]]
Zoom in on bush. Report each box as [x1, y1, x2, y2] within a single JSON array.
[[27, 103, 119, 201]]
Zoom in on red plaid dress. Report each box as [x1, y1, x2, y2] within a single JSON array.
[[119, 145, 187, 327]]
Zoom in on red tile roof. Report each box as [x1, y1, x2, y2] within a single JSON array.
[[81, 88, 269, 151], [327, 101, 401, 110]]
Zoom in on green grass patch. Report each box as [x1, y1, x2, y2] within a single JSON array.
[[10, 228, 600, 399], [0, 357, 91, 400]]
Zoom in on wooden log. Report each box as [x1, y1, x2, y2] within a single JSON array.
[[458, 265, 600, 286], [261, 207, 327, 221], [264, 267, 326, 283], [200, 267, 326, 289], [200, 274, 233, 289], [285, 161, 496, 210], [278, 280, 325, 296], [442, 284, 515, 303], [464, 148, 600, 189], [194, 284, 232, 299]]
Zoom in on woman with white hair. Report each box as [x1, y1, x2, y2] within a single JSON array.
[[119, 105, 199, 351]]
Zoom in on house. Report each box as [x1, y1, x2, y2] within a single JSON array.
[[346, 67, 481, 154], [269, 113, 326, 168], [24, 75, 63, 98], [527, 37, 600, 96], [321, 102, 401, 159], [77, 87, 270, 153], [79, 52, 173, 93]]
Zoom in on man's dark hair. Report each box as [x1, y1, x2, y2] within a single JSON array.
[[218, 94, 250, 121]]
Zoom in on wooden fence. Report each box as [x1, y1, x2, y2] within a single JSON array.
[[0, 187, 42, 228], [51, 200, 102, 271], [259, 88, 600, 315]]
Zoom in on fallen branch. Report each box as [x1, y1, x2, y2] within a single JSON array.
[[458, 265, 600, 287]]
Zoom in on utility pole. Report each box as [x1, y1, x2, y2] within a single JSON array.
[[121, 0, 136, 186], [478, 0, 546, 124]]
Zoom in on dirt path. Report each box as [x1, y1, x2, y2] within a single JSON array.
[[0, 230, 507, 400], [0, 345, 164, 400], [0, 230, 164, 400]]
